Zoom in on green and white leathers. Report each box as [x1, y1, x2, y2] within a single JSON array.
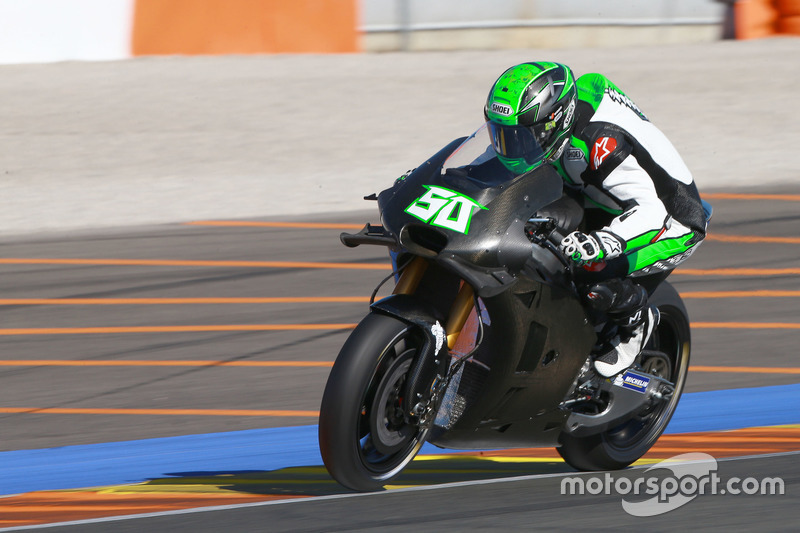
[[554, 72, 707, 276], [484, 62, 577, 175], [486, 64, 706, 277]]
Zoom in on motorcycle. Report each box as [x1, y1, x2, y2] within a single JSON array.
[[318, 124, 704, 491]]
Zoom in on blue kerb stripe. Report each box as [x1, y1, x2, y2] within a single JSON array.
[[664, 383, 800, 434], [0, 383, 798, 496]]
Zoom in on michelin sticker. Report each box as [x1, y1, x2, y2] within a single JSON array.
[[613, 371, 651, 394]]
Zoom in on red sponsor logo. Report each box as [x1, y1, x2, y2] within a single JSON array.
[[590, 137, 617, 170]]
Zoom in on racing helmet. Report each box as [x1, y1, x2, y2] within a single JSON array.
[[484, 62, 577, 174]]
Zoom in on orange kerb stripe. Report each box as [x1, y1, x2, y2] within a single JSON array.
[[680, 290, 800, 298], [706, 234, 800, 244], [0, 258, 389, 270], [0, 324, 356, 335], [186, 221, 363, 229], [0, 297, 370, 305], [0, 360, 333, 368], [690, 365, 800, 374], [0, 493, 304, 528], [674, 267, 800, 276], [0, 407, 318, 417], [703, 193, 800, 201], [693, 322, 800, 330]]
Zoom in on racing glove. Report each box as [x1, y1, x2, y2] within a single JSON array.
[[560, 230, 624, 265]]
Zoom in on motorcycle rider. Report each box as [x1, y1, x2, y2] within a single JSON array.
[[484, 62, 707, 377]]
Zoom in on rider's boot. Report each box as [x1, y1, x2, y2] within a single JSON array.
[[593, 306, 660, 377], [583, 278, 660, 378]]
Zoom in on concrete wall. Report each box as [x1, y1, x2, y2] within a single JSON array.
[[0, 0, 727, 65], [362, 0, 725, 50], [363, 0, 724, 27]]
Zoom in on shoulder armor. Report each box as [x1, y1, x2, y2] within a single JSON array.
[[581, 123, 632, 172]]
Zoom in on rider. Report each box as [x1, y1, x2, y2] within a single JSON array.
[[484, 62, 707, 377]]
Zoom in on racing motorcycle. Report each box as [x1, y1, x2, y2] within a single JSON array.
[[318, 124, 705, 491]]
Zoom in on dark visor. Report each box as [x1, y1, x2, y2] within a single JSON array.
[[487, 122, 547, 163]]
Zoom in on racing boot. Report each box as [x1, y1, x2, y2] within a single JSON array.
[[593, 305, 660, 377], [582, 278, 660, 377]]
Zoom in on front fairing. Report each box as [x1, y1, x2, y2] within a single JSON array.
[[377, 126, 564, 286], [366, 128, 596, 448]]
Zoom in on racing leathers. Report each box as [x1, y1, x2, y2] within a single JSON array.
[[554, 73, 708, 376], [556, 73, 707, 278]]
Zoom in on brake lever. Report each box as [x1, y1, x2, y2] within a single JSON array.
[[525, 217, 572, 271]]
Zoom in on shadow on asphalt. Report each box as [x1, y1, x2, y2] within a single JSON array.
[[135, 455, 575, 497]]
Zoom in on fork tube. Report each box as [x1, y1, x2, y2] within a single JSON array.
[[393, 257, 428, 295], [446, 283, 475, 350]]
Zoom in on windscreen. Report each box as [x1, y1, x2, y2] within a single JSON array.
[[440, 123, 497, 172], [440, 124, 521, 185]]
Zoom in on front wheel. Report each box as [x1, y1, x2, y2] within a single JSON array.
[[558, 282, 690, 470], [319, 312, 431, 491]]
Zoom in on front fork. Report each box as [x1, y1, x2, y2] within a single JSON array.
[[393, 256, 475, 350]]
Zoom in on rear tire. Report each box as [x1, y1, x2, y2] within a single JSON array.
[[319, 312, 431, 491], [558, 282, 690, 470]]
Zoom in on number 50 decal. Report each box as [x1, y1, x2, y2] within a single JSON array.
[[405, 185, 487, 235]]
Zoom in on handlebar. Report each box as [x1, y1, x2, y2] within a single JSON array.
[[526, 216, 572, 270]]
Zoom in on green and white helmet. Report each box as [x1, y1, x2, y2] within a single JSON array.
[[484, 62, 577, 174]]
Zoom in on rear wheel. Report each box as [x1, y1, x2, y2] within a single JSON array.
[[319, 312, 431, 491], [558, 282, 690, 470]]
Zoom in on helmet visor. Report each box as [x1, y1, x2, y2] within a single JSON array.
[[487, 122, 546, 164]]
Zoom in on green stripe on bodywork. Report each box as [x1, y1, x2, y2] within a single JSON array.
[[626, 233, 696, 274]]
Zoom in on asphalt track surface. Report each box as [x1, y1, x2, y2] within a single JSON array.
[[1, 185, 799, 530]]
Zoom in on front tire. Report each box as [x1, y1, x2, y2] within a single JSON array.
[[319, 312, 431, 491], [558, 282, 690, 470]]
